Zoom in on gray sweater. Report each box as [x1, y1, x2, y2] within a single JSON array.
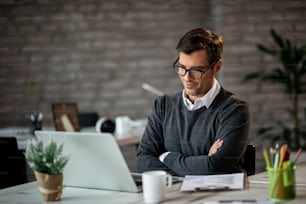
[[136, 87, 251, 176]]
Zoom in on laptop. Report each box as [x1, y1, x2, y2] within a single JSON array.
[[34, 130, 142, 193]]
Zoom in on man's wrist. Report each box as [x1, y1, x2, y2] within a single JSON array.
[[159, 152, 171, 162]]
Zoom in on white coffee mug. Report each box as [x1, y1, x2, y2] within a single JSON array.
[[142, 170, 172, 203], [115, 116, 131, 138]]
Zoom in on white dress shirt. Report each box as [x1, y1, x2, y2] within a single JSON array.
[[182, 78, 221, 111]]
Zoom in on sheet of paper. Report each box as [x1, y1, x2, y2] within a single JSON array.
[[180, 173, 244, 192]]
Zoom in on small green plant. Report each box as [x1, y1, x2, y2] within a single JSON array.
[[25, 138, 69, 175]]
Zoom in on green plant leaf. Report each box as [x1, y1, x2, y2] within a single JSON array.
[[271, 29, 284, 49], [25, 138, 69, 175], [242, 72, 262, 82], [296, 45, 306, 62], [256, 44, 276, 56]]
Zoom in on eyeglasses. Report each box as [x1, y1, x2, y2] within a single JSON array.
[[172, 58, 212, 79]]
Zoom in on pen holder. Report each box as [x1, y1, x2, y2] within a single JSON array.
[[267, 165, 296, 202]]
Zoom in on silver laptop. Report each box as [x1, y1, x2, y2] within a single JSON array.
[[34, 130, 141, 193]]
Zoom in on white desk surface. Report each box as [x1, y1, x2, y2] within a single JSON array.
[[1, 162, 306, 204]]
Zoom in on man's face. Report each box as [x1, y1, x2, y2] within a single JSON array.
[[178, 49, 221, 103]]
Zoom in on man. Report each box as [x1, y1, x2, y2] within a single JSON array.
[[136, 28, 251, 176]]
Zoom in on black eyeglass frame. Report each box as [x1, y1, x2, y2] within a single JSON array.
[[172, 57, 218, 79]]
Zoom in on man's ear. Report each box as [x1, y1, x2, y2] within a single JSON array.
[[213, 59, 222, 75]]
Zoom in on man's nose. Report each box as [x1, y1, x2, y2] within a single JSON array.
[[182, 70, 192, 80]]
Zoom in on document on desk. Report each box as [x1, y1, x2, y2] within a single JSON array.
[[180, 173, 244, 192]]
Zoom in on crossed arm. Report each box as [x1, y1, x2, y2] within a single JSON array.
[[159, 138, 223, 161]]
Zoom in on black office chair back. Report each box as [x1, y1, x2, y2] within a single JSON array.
[[0, 137, 27, 189], [242, 144, 256, 176], [78, 112, 99, 128]]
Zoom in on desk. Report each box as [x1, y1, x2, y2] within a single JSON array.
[[1, 162, 306, 204]]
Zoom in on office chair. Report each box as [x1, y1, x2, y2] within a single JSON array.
[[242, 144, 256, 176], [78, 112, 99, 128], [0, 137, 27, 189]]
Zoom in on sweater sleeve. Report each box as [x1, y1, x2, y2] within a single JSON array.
[[136, 96, 176, 175], [162, 100, 251, 176]]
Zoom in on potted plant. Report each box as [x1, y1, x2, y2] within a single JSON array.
[[25, 138, 69, 201], [243, 29, 306, 150]]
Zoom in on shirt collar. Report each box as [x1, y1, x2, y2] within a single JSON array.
[[182, 78, 221, 111]]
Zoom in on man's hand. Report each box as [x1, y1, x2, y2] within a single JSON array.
[[208, 138, 223, 156]]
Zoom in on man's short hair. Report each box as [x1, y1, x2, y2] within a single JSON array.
[[176, 28, 223, 65]]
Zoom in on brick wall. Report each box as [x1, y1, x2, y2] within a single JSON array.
[[0, 0, 213, 127]]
